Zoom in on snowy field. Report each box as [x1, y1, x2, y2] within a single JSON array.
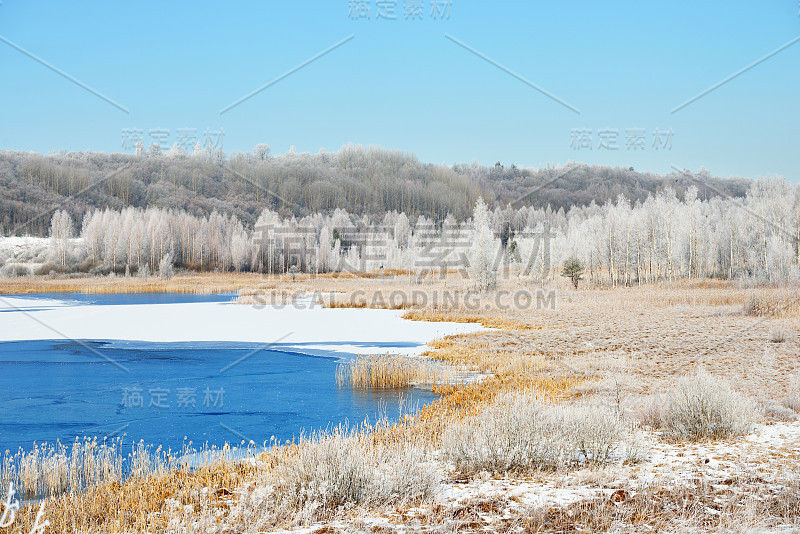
[[0, 295, 483, 359]]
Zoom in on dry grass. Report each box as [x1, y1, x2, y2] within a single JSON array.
[[1, 437, 127, 499], [743, 290, 800, 318], [504, 477, 800, 533], [0, 272, 266, 294], [335, 354, 466, 389], [0, 436, 262, 505], [401, 309, 531, 330], [8, 446, 263, 533]]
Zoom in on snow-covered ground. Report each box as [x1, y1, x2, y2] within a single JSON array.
[[439, 420, 800, 515], [264, 421, 800, 534], [0, 295, 483, 359]]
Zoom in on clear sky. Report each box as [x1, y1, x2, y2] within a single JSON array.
[[0, 1, 797, 180]]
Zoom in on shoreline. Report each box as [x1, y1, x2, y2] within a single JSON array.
[[0, 273, 260, 295]]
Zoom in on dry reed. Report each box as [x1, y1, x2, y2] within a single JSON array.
[[335, 354, 468, 389]]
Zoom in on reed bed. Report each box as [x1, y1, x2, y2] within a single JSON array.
[[0, 272, 265, 294], [0, 437, 254, 501], [743, 289, 800, 317], [9, 449, 261, 534], [402, 309, 530, 330], [335, 354, 468, 389], [1, 438, 126, 499]]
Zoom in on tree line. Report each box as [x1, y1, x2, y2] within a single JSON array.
[[7, 176, 796, 286]]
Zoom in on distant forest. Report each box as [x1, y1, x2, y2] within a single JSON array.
[[0, 144, 751, 236]]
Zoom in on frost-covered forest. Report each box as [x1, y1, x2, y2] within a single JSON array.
[[2, 176, 799, 285], [0, 145, 749, 236]]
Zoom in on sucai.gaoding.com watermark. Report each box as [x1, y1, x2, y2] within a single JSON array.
[[248, 288, 557, 312], [346, 287, 558, 311]]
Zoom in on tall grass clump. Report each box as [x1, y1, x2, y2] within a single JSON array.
[[769, 327, 788, 343], [0, 438, 126, 499], [235, 426, 439, 528], [655, 370, 758, 440], [0, 437, 204, 500], [336, 353, 465, 389], [783, 373, 800, 413], [743, 291, 800, 317], [441, 394, 631, 475]]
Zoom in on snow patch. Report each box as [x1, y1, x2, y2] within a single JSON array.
[[0, 296, 483, 359]]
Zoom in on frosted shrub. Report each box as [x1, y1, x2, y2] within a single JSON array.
[[274, 435, 373, 513], [639, 393, 666, 429], [565, 404, 628, 465], [0, 264, 31, 277], [373, 442, 439, 503], [662, 370, 758, 440], [442, 394, 628, 475], [240, 429, 438, 528]]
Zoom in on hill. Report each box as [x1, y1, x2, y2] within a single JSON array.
[[0, 146, 751, 236]]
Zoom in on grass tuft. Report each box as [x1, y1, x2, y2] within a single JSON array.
[[646, 370, 759, 440], [335, 354, 466, 389]]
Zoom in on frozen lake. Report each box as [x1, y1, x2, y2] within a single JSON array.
[[0, 293, 482, 453]]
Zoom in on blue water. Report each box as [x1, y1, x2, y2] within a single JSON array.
[[3, 292, 238, 306], [0, 294, 436, 454]]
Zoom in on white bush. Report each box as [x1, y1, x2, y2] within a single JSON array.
[[661, 370, 758, 440], [0, 263, 31, 277], [238, 429, 439, 528], [442, 394, 629, 475]]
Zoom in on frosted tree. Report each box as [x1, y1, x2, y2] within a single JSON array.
[[211, 147, 226, 165], [191, 142, 207, 160], [656, 188, 679, 281], [468, 197, 499, 291], [254, 143, 271, 160], [159, 253, 174, 280], [166, 143, 186, 158], [49, 210, 74, 267]]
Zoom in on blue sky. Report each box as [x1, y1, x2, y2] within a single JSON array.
[[0, 1, 797, 180]]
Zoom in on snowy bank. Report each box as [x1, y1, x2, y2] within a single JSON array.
[[0, 296, 483, 359]]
